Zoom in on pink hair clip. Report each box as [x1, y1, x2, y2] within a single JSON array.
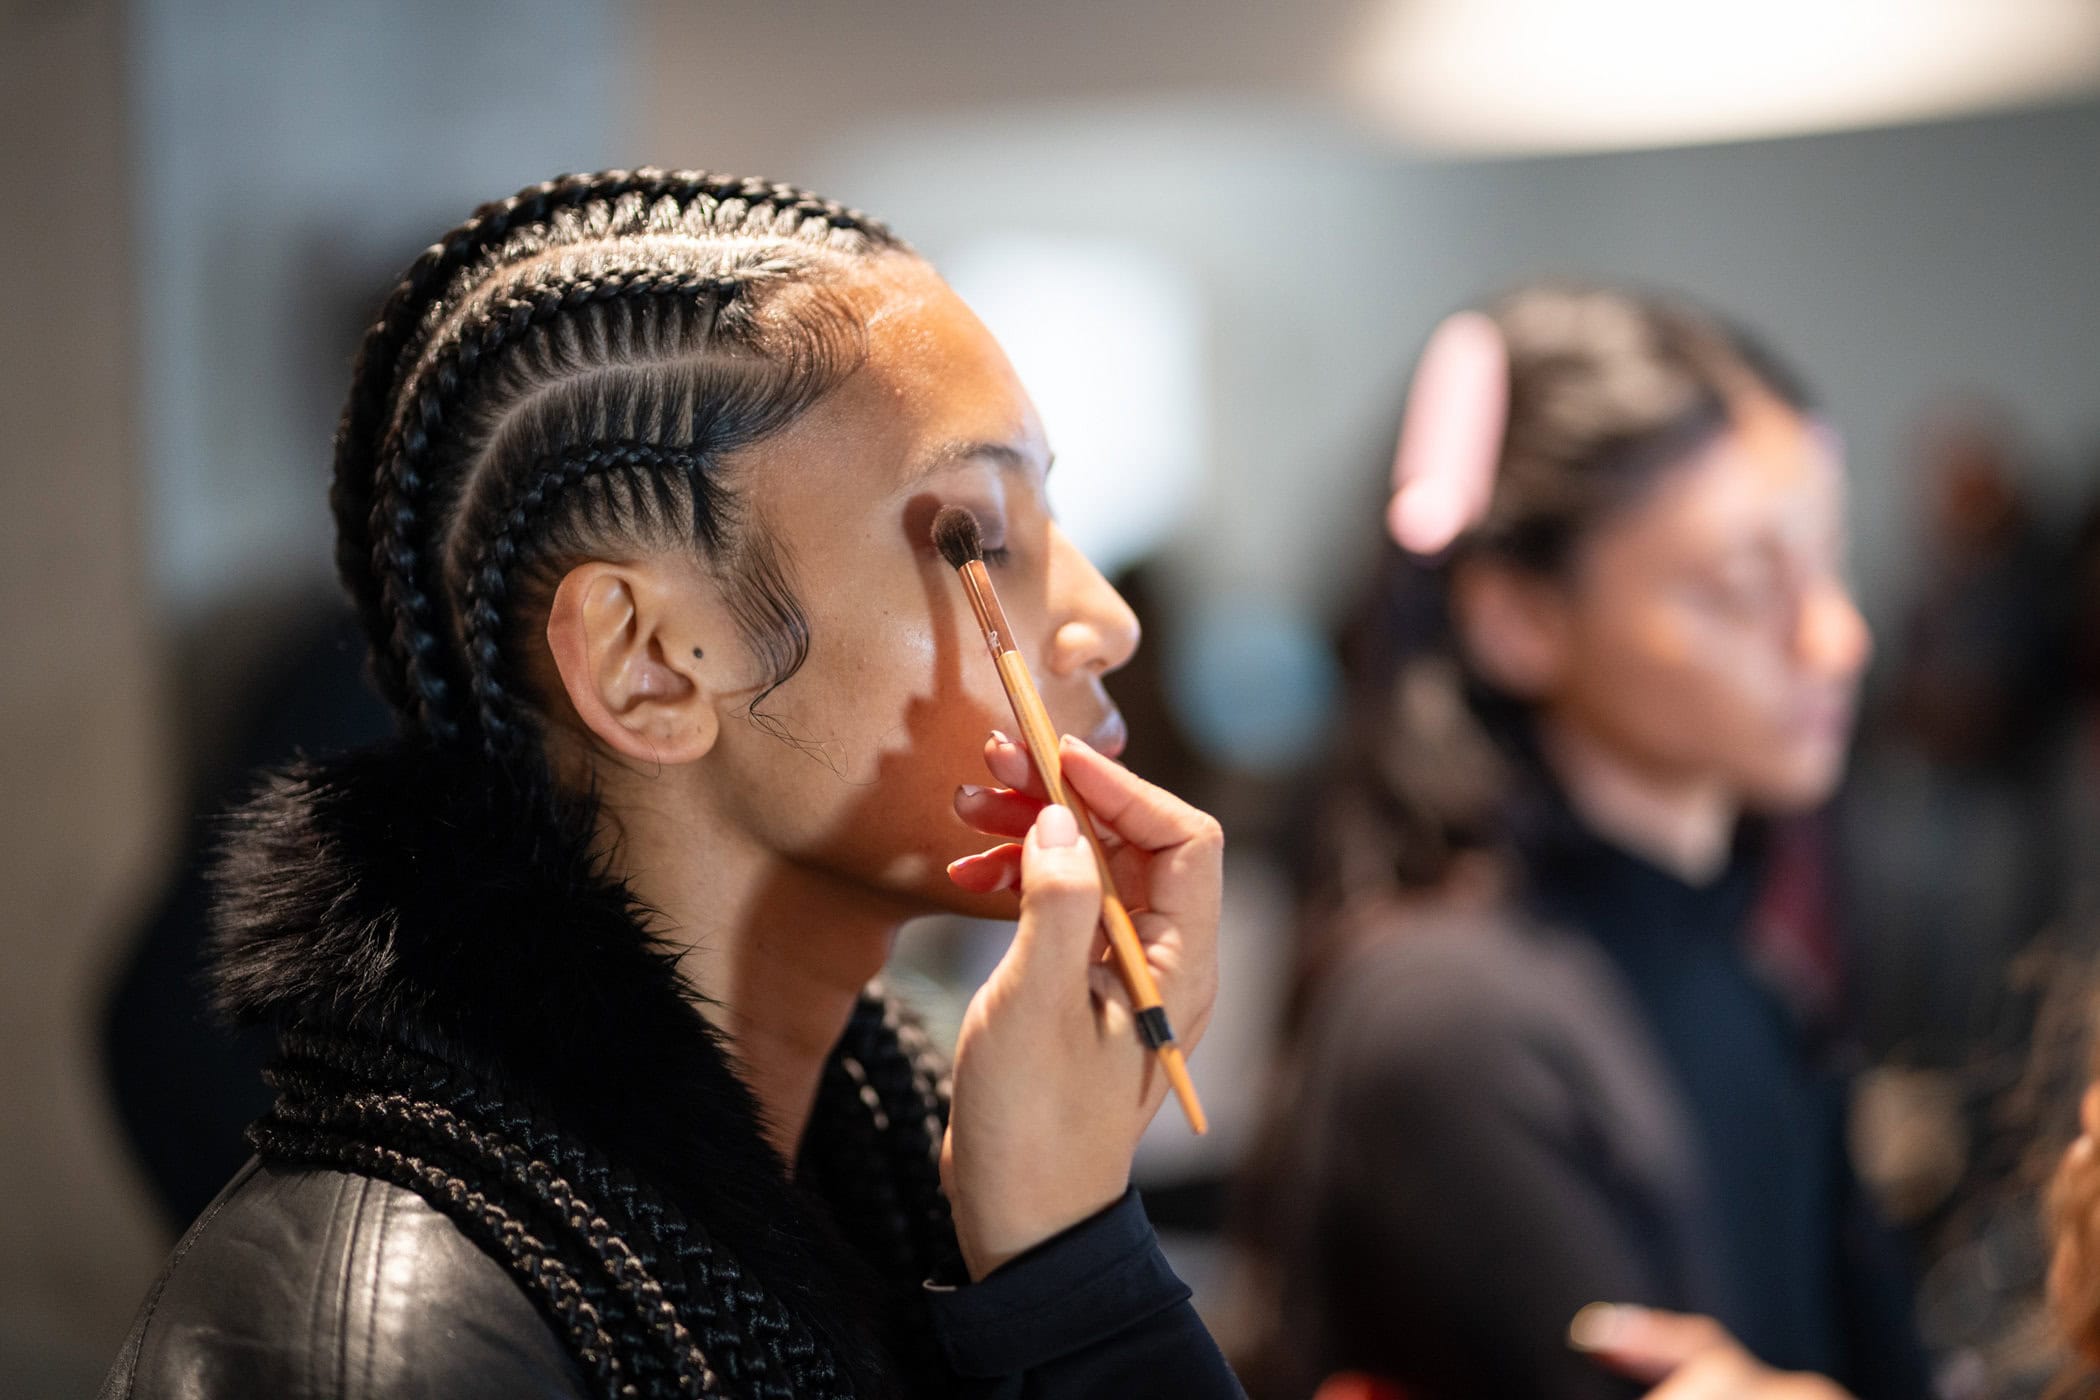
[[1387, 310, 1509, 556]]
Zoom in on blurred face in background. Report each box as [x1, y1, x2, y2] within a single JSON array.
[[1469, 402, 1871, 813]]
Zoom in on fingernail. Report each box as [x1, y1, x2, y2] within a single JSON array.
[[1061, 734, 1092, 755], [957, 784, 988, 801], [1035, 804, 1078, 848], [1567, 1303, 1636, 1352], [989, 729, 1012, 748]]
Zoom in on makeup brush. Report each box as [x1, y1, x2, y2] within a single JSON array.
[[933, 506, 1207, 1135]]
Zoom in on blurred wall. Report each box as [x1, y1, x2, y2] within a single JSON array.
[[0, 0, 626, 1384], [628, 0, 1360, 182], [0, 1, 171, 1384], [640, 88, 2100, 636], [138, 0, 624, 624]]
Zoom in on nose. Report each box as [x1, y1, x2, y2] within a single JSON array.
[[1044, 525, 1140, 679], [1797, 576, 1871, 679]]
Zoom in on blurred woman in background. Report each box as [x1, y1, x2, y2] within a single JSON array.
[[1236, 284, 1926, 1399]]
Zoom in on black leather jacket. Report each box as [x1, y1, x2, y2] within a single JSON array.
[[102, 1160, 588, 1400], [103, 1159, 1241, 1400]]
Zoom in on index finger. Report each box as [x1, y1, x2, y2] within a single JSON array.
[[984, 731, 1048, 800], [1058, 736, 1222, 855], [1569, 1305, 1732, 1385]]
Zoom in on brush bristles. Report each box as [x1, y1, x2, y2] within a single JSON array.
[[932, 507, 984, 570]]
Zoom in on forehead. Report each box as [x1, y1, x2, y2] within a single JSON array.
[[837, 257, 1044, 471], [1605, 407, 1843, 560], [727, 258, 1047, 528]]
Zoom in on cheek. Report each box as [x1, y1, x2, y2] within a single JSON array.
[[731, 596, 1026, 899], [766, 610, 1001, 794], [1565, 605, 1801, 770], [1571, 602, 1746, 717]]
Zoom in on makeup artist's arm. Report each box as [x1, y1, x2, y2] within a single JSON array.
[[931, 734, 1242, 1396]]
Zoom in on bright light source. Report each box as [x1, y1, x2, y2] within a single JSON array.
[[940, 237, 1207, 579], [1346, 0, 2100, 154]]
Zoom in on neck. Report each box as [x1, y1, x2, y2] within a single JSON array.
[[1537, 713, 1738, 884], [602, 786, 903, 1167]]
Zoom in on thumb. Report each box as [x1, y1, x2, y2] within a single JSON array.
[[1569, 1304, 1732, 1385], [1009, 802, 1103, 992]]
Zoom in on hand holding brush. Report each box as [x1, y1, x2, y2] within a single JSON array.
[[934, 506, 1210, 1136]]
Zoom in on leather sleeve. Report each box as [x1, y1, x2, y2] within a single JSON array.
[[100, 1160, 588, 1400]]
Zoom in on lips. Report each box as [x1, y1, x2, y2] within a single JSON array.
[[1787, 692, 1856, 745], [1083, 709, 1129, 761]]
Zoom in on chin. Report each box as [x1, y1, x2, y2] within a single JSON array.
[[1744, 754, 1846, 813], [942, 885, 1022, 923]]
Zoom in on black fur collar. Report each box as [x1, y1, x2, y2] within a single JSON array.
[[208, 737, 892, 1389]]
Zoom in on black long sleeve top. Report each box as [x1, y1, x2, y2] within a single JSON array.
[[1244, 807, 1926, 1400]]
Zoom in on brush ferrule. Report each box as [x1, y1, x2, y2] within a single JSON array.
[[1135, 1005, 1176, 1050], [959, 560, 1017, 659]]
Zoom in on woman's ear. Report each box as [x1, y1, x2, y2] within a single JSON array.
[[545, 560, 720, 766], [1451, 559, 1568, 700]]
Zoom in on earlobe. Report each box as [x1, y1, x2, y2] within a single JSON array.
[[545, 562, 720, 766], [1452, 562, 1566, 699]]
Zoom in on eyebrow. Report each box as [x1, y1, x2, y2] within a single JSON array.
[[908, 439, 1052, 484]]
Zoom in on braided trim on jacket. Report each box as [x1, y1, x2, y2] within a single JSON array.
[[249, 997, 959, 1400]]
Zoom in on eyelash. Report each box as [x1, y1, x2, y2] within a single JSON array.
[[983, 547, 1013, 567]]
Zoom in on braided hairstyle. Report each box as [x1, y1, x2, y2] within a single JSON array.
[[332, 169, 907, 761], [268, 171, 972, 1397]]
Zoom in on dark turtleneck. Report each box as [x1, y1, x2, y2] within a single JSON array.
[[1519, 798, 1849, 1375], [1245, 776, 1927, 1400]]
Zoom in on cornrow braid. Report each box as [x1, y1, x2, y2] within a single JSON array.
[[330, 169, 904, 749], [459, 440, 718, 757], [367, 268, 742, 741]]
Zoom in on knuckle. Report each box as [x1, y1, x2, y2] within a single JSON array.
[[1023, 866, 1097, 904]]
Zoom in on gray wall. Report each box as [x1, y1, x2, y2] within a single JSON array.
[[0, 1, 626, 1384], [812, 99, 2100, 634], [136, 0, 625, 621], [1, 4, 170, 1387]]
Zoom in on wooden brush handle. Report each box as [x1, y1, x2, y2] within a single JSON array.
[[993, 650, 1209, 1136]]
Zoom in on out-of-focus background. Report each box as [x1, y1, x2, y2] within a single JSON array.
[[5, 0, 2098, 1391]]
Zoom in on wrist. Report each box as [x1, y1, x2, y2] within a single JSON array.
[[955, 1177, 1128, 1282]]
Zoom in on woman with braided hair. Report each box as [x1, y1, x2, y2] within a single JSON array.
[[101, 170, 1237, 1399]]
